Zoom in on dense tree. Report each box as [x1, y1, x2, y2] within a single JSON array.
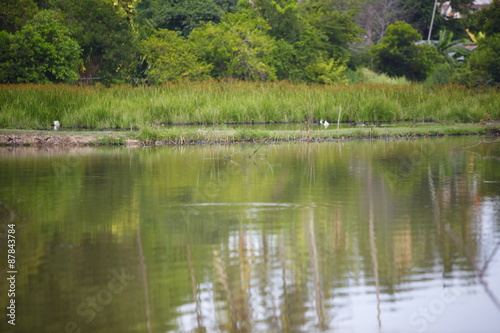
[[306, 57, 349, 84], [251, 0, 304, 43], [270, 25, 350, 83], [0, 0, 497, 85], [474, 0, 500, 36], [457, 34, 500, 86], [270, 25, 325, 81], [403, 0, 474, 40], [0, 31, 14, 82], [0, 10, 81, 83], [190, 11, 276, 81], [371, 21, 443, 81], [48, 0, 138, 82], [253, 0, 360, 81], [450, 1, 500, 87], [139, 0, 237, 37], [141, 29, 212, 82], [300, 0, 364, 59], [0, 0, 38, 33]]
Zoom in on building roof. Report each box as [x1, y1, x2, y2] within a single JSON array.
[[440, 0, 492, 19]]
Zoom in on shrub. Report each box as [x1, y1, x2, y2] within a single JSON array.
[[426, 64, 455, 85], [370, 21, 444, 81], [346, 68, 410, 85], [0, 10, 82, 83], [306, 58, 349, 84], [190, 11, 277, 81], [469, 34, 500, 85], [141, 29, 212, 83], [451, 34, 500, 87]]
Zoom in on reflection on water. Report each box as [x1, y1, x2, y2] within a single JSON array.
[[0, 137, 500, 333]]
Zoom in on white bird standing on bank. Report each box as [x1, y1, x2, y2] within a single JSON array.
[[53, 121, 60, 131], [320, 119, 329, 129]]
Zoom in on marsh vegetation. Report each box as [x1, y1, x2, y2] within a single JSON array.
[[1, 82, 498, 132]]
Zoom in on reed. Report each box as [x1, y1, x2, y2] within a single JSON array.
[[0, 82, 499, 130]]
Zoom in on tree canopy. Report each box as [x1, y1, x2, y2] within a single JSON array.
[[0, 10, 81, 83], [370, 21, 443, 81], [141, 29, 212, 81], [190, 11, 277, 81], [0, 0, 497, 85]]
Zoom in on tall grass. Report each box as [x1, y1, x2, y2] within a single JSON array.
[[347, 68, 411, 85], [0, 81, 499, 130]]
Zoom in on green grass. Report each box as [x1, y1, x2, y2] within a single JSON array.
[[347, 68, 411, 85], [91, 136, 127, 145], [132, 123, 493, 145], [0, 81, 499, 131]]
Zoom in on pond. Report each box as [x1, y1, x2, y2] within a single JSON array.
[[0, 136, 499, 333]]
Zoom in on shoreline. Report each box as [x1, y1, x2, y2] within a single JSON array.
[[0, 124, 497, 147]]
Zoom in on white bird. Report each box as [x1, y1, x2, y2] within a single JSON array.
[[320, 119, 329, 129], [53, 120, 60, 131]]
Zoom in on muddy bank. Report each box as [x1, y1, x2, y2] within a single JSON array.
[[0, 133, 94, 146], [0, 124, 496, 147], [0, 132, 140, 147]]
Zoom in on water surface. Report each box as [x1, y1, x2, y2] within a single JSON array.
[[0, 137, 499, 333]]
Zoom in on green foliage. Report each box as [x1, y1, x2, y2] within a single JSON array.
[[141, 29, 212, 82], [137, 124, 161, 142], [347, 68, 410, 85], [271, 23, 329, 81], [434, 30, 471, 65], [379, 20, 421, 46], [139, 0, 237, 37], [420, 42, 447, 75], [0, 10, 82, 83], [456, 33, 500, 86], [371, 21, 444, 81], [49, 0, 138, 82], [113, 0, 141, 23], [450, 63, 482, 87], [269, 39, 299, 80], [0, 0, 38, 33], [252, 0, 303, 43], [236, 128, 269, 140], [474, 0, 500, 36], [0, 31, 14, 82], [270, 25, 324, 81], [300, 0, 363, 59], [2, 82, 499, 130], [450, 31, 500, 88], [402, 0, 474, 39], [0, 0, 497, 85], [190, 11, 276, 81], [306, 58, 349, 84], [92, 135, 126, 145], [261, 0, 362, 83], [425, 63, 455, 85], [253, 0, 363, 83]]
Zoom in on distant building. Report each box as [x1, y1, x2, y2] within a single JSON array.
[[440, 0, 492, 19]]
